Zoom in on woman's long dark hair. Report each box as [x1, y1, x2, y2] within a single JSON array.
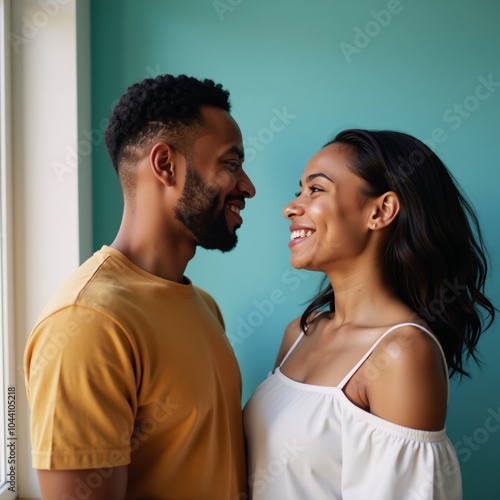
[[300, 129, 495, 377]]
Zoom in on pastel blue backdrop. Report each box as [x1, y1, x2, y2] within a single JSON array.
[[90, 1, 500, 498]]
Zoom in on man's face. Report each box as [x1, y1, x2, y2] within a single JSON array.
[[174, 106, 256, 252], [175, 161, 238, 251]]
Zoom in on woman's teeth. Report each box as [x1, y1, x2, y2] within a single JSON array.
[[291, 229, 313, 240]]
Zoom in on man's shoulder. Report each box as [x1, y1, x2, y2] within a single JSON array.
[[192, 285, 224, 324], [37, 249, 125, 322], [193, 285, 216, 304]]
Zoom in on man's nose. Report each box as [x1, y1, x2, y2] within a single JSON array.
[[237, 170, 256, 198]]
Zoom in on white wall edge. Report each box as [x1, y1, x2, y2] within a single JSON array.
[[11, 0, 91, 496]]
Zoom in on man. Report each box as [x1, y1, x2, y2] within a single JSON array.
[[24, 75, 255, 499]]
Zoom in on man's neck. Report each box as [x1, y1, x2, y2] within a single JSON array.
[[110, 215, 196, 284]]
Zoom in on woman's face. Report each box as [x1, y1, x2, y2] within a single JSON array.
[[283, 143, 373, 273]]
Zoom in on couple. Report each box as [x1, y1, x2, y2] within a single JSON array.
[[24, 75, 494, 499]]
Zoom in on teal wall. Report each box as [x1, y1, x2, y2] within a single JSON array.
[[91, 1, 500, 497]]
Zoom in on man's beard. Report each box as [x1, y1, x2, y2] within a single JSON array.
[[174, 163, 238, 252]]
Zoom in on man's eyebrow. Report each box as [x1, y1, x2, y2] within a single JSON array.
[[224, 146, 244, 160], [299, 173, 334, 186]]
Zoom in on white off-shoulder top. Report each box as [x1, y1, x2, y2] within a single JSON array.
[[243, 323, 462, 499]]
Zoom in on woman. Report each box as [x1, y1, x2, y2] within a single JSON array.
[[243, 129, 495, 499]]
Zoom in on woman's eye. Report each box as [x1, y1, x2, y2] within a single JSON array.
[[295, 186, 323, 197]]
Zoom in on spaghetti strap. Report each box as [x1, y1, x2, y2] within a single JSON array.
[[337, 323, 450, 400], [279, 312, 328, 368], [279, 331, 305, 367]]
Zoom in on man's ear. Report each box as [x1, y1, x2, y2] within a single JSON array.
[[368, 192, 400, 230], [150, 142, 177, 186]]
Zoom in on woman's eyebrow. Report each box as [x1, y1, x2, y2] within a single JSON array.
[[304, 173, 334, 183]]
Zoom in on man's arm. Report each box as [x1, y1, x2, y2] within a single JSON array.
[[25, 308, 135, 496], [37, 466, 128, 500]]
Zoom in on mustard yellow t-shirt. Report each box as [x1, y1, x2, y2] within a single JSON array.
[[24, 246, 247, 499]]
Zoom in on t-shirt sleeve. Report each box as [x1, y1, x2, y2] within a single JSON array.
[[24, 305, 138, 470], [341, 416, 462, 500]]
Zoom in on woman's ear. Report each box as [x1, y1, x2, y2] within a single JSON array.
[[369, 192, 400, 230], [150, 142, 176, 186]]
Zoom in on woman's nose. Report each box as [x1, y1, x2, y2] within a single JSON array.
[[283, 199, 303, 219]]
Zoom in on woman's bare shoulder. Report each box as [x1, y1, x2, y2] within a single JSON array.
[[365, 324, 448, 431]]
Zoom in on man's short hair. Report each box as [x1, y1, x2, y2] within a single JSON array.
[[104, 74, 231, 179]]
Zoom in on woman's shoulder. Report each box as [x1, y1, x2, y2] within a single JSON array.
[[274, 311, 331, 368], [363, 323, 449, 431]]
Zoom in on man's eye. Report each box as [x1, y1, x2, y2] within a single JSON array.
[[226, 161, 240, 172]]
